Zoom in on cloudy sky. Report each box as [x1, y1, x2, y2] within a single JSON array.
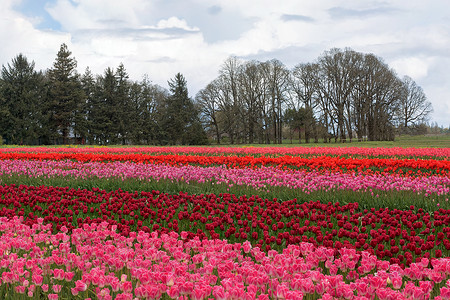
[[1, 0, 449, 126]]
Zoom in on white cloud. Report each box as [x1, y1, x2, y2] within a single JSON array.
[[1, 0, 449, 125], [0, 1, 70, 71], [90, 36, 138, 58], [390, 57, 430, 80], [156, 17, 198, 31]]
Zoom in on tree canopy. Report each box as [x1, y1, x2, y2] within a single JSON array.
[[0, 45, 434, 145]]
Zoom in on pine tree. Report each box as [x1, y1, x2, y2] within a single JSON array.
[[78, 67, 95, 144], [93, 67, 116, 144], [47, 43, 84, 144], [138, 78, 168, 144], [115, 63, 133, 144], [0, 54, 46, 144], [165, 73, 207, 145], [165, 73, 189, 144]]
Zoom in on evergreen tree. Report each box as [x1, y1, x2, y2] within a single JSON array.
[[79, 67, 96, 144], [284, 107, 306, 143], [115, 63, 133, 144], [165, 73, 207, 145], [89, 64, 135, 145], [141, 80, 169, 144], [94, 67, 116, 144], [47, 43, 84, 144], [0, 54, 46, 144], [0, 80, 13, 144], [185, 118, 209, 145], [165, 73, 188, 144], [128, 77, 164, 144]]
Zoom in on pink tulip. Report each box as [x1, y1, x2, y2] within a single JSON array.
[[376, 288, 390, 300], [52, 269, 65, 280], [75, 280, 87, 292], [243, 241, 252, 253], [71, 287, 79, 296], [52, 285, 62, 293], [15, 285, 26, 294], [412, 286, 425, 300], [356, 282, 369, 296], [167, 285, 180, 299], [97, 288, 111, 300], [212, 286, 228, 300], [32, 274, 43, 286], [115, 293, 133, 300], [191, 287, 208, 300], [391, 276, 402, 289], [441, 287, 450, 300], [134, 286, 147, 298], [121, 281, 133, 293], [299, 278, 315, 294], [315, 281, 326, 295], [64, 271, 74, 281], [276, 283, 289, 299], [369, 276, 386, 289], [320, 293, 334, 300]]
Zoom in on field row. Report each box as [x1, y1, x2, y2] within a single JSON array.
[[0, 152, 449, 176], [2, 146, 449, 158]]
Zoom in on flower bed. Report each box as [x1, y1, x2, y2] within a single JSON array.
[[2, 216, 450, 299], [0, 152, 449, 175], [1, 184, 450, 268], [1, 146, 449, 159], [0, 145, 449, 299], [0, 159, 448, 196]]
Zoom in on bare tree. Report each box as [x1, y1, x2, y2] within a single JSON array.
[[368, 66, 403, 141], [352, 53, 401, 141], [397, 76, 433, 129], [261, 59, 290, 144], [219, 56, 242, 144], [195, 79, 222, 143], [196, 49, 430, 144], [291, 63, 320, 143], [318, 48, 361, 142], [314, 66, 335, 142], [237, 61, 265, 143]]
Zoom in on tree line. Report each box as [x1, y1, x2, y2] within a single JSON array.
[[0, 44, 207, 145], [197, 48, 433, 144], [0, 44, 433, 145]]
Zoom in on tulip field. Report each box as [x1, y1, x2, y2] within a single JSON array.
[[0, 146, 449, 299]]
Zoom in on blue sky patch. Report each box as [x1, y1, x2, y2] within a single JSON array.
[[14, 0, 61, 31]]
